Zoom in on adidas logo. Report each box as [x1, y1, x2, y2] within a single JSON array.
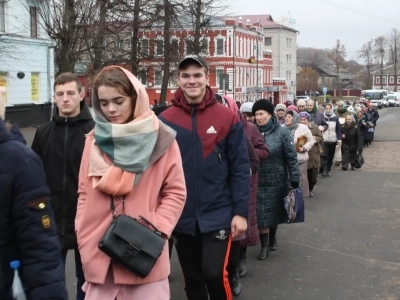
[[206, 126, 217, 134]]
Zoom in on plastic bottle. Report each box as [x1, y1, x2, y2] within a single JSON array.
[[9, 260, 27, 300]]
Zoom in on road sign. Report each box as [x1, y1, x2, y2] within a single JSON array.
[[322, 87, 327, 94]]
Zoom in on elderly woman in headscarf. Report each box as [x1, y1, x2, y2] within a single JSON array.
[[334, 100, 352, 125], [274, 103, 287, 125], [341, 114, 360, 171], [284, 110, 315, 197], [299, 112, 323, 197]]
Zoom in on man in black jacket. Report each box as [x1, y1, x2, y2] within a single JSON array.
[[0, 115, 68, 299], [31, 72, 94, 300]]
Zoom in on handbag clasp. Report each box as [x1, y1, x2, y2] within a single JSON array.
[[123, 243, 140, 259]]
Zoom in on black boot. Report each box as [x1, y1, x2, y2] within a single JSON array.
[[351, 164, 355, 170], [269, 226, 277, 251], [229, 269, 242, 296], [257, 233, 269, 260], [327, 161, 333, 177], [238, 247, 247, 278], [321, 162, 328, 177], [342, 163, 348, 171]]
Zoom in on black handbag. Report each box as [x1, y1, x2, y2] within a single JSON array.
[[98, 196, 166, 278], [354, 154, 364, 169]]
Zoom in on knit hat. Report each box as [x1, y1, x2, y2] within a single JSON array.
[[298, 111, 310, 120], [240, 102, 254, 114], [252, 99, 275, 116], [286, 105, 299, 113], [274, 103, 287, 113]]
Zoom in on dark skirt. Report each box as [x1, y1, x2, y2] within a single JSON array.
[[341, 149, 357, 164]]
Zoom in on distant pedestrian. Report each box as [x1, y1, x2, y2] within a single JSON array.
[[341, 115, 360, 171], [284, 110, 315, 197], [274, 103, 286, 125], [240, 102, 255, 123], [296, 99, 306, 112], [366, 103, 379, 145]]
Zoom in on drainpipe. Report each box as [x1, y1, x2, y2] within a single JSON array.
[[48, 45, 55, 120]]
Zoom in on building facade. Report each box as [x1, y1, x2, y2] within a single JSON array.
[[0, 0, 55, 126], [372, 65, 400, 92], [232, 15, 298, 96], [136, 17, 283, 104]]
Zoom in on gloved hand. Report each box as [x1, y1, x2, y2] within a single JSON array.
[[290, 181, 299, 188]]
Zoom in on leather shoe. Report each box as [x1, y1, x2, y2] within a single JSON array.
[[230, 269, 242, 296]]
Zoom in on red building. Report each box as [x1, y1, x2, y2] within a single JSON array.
[[136, 17, 286, 104]]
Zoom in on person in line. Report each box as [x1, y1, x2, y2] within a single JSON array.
[[355, 110, 368, 156], [159, 55, 250, 300], [287, 104, 299, 113], [240, 102, 255, 123], [253, 99, 300, 260], [31, 72, 94, 300], [274, 103, 286, 125], [284, 110, 315, 197], [0, 98, 68, 300], [321, 103, 342, 177], [334, 101, 352, 124], [366, 103, 379, 145], [296, 99, 306, 112], [305, 100, 328, 130], [299, 112, 323, 197], [341, 115, 360, 171], [216, 94, 266, 296], [75, 66, 186, 299]]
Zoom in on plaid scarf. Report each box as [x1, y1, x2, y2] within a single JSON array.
[[89, 111, 176, 195]]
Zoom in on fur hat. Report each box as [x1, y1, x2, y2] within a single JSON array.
[[252, 99, 274, 116]]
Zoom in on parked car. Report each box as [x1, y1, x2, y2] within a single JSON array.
[[370, 100, 383, 109], [395, 99, 400, 107], [296, 95, 310, 101], [388, 99, 397, 107], [387, 93, 400, 107]]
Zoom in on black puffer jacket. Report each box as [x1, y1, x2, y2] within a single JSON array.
[[256, 118, 300, 228], [0, 119, 67, 300], [31, 102, 94, 250]]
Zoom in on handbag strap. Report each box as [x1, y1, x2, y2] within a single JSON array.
[[109, 196, 162, 235]]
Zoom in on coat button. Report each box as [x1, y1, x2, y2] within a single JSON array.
[[39, 203, 46, 209]]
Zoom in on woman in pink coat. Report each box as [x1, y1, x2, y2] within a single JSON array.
[[75, 66, 186, 300]]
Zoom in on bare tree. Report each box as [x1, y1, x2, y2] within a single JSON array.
[[328, 39, 346, 97], [358, 40, 374, 89], [374, 36, 386, 89], [388, 28, 400, 91]]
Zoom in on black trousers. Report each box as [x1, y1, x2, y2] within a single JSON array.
[[307, 168, 319, 192], [174, 226, 232, 300], [322, 142, 337, 170]]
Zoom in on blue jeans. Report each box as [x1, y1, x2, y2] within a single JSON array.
[[61, 248, 85, 300]]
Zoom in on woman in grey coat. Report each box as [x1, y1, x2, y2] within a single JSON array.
[[252, 99, 300, 260]]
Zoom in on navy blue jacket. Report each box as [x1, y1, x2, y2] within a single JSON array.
[[0, 119, 68, 300], [160, 88, 250, 235]]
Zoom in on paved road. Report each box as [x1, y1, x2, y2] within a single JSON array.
[[22, 107, 400, 300]]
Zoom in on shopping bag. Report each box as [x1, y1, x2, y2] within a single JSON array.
[[334, 144, 342, 163], [284, 188, 305, 223], [354, 154, 364, 169]]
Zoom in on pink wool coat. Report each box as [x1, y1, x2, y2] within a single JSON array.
[[75, 134, 186, 286]]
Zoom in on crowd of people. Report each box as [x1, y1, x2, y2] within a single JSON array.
[[0, 54, 380, 300]]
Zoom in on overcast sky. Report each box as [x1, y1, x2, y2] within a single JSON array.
[[231, 0, 400, 63]]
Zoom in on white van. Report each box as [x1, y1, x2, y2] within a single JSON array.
[[387, 93, 400, 107]]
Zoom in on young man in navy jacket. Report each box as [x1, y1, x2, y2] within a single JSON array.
[[160, 55, 250, 300]]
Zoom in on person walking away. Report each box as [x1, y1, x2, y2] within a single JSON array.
[[75, 66, 186, 300], [355, 110, 368, 156], [366, 103, 379, 145], [299, 112, 323, 197], [322, 103, 341, 176], [284, 110, 315, 197], [341, 115, 360, 171], [274, 103, 286, 125], [0, 100, 68, 300], [252, 99, 300, 260], [159, 55, 250, 300], [31, 72, 94, 300]]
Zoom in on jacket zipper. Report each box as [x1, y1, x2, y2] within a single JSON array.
[[61, 118, 68, 236], [191, 106, 198, 231]]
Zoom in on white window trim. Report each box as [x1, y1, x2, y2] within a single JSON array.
[[215, 34, 226, 57], [184, 36, 194, 56], [376, 76, 380, 84], [397, 76, 400, 84], [382, 76, 386, 84], [139, 68, 147, 86], [216, 67, 224, 90], [390, 76, 394, 84], [154, 69, 163, 87], [139, 37, 150, 56], [200, 36, 210, 57], [154, 36, 163, 57]]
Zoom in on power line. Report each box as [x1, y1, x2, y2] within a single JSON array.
[[321, 0, 400, 25]]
